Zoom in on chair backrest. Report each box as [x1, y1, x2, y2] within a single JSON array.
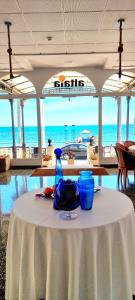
[[115, 143, 135, 169], [115, 143, 126, 168], [115, 142, 127, 150], [124, 140, 135, 148]]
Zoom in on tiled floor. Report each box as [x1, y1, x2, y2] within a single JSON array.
[[0, 168, 135, 216]]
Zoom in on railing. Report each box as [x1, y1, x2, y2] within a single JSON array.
[[0, 146, 46, 159], [0, 143, 116, 160], [103, 145, 116, 157]]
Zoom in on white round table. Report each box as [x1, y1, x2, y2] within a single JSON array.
[[129, 145, 135, 154], [6, 188, 135, 300]]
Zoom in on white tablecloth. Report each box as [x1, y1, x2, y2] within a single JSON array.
[[6, 187, 135, 300]]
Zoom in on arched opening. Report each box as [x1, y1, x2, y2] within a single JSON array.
[[41, 71, 98, 165], [101, 72, 135, 160], [0, 74, 38, 160], [102, 72, 135, 93], [43, 70, 96, 95]]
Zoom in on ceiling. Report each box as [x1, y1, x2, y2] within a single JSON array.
[[0, 0, 135, 72]]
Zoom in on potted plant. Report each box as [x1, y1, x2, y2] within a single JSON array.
[[67, 150, 75, 165], [42, 154, 52, 167]]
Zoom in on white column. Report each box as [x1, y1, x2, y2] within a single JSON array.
[[17, 100, 21, 145], [21, 100, 25, 147], [98, 95, 102, 164], [9, 99, 16, 158], [126, 96, 130, 140], [116, 96, 122, 142], [40, 97, 46, 148], [36, 97, 42, 158], [20, 99, 26, 154]]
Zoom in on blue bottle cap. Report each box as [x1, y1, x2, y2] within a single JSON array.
[[54, 148, 62, 158]]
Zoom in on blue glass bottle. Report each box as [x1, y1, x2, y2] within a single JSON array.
[[78, 171, 94, 210], [54, 148, 63, 186], [53, 148, 63, 209]]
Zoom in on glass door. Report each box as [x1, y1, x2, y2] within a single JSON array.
[[44, 95, 98, 165], [101, 96, 117, 164]]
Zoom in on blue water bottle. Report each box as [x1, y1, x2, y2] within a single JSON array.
[[53, 148, 63, 209], [78, 171, 94, 210]]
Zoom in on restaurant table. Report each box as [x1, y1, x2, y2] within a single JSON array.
[[31, 165, 108, 176], [129, 145, 135, 155], [6, 188, 135, 300]]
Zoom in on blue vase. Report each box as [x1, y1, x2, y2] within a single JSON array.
[[53, 148, 63, 209], [54, 148, 63, 185], [54, 179, 80, 211], [78, 171, 94, 210]]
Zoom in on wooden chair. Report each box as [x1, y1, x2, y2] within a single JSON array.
[[115, 143, 135, 188], [0, 155, 10, 172], [124, 140, 135, 148]]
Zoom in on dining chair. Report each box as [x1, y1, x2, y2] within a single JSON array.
[[115, 143, 135, 188], [123, 140, 135, 148], [115, 143, 126, 186]]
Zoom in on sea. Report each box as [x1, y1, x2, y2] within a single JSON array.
[[0, 124, 135, 148]]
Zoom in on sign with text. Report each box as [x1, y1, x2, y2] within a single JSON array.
[[54, 75, 85, 88]]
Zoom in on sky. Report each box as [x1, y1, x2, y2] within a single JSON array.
[[0, 96, 134, 126]]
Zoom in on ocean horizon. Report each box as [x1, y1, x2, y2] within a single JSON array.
[[0, 124, 134, 147]]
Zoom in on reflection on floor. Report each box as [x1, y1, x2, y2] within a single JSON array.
[[0, 168, 135, 215]]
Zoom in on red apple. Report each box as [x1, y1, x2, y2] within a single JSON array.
[[44, 187, 53, 197]]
